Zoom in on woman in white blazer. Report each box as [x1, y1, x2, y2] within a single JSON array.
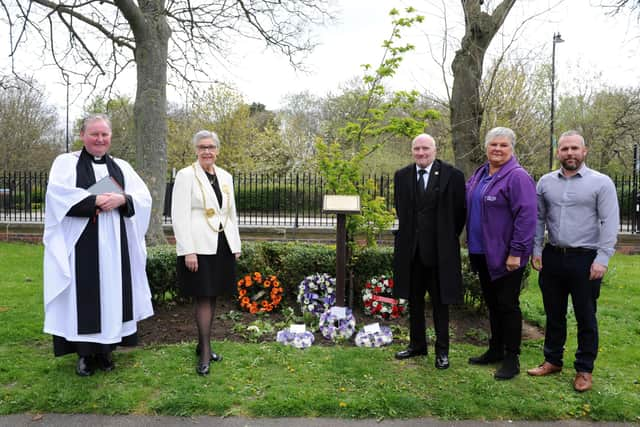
[[171, 130, 241, 376]]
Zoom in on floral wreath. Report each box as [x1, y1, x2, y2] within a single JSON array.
[[354, 325, 393, 348], [237, 272, 283, 314], [276, 329, 314, 349], [297, 273, 336, 317], [319, 307, 356, 341], [361, 275, 408, 320]]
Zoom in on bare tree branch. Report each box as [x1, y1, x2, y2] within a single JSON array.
[[32, 0, 136, 50]]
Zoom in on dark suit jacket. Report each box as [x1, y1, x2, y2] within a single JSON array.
[[392, 159, 466, 304]]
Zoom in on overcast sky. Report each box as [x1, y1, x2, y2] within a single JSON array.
[[2, 0, 639, 118], [224, 0, 640, 108]]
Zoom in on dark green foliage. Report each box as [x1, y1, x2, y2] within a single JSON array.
[[237, 242, 336, 305], [145, 245, 183, 305], [350, 246, 394, 296], [145, 241, 524, 310]]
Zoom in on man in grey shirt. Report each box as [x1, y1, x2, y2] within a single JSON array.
[[527, 130, 619, 392]]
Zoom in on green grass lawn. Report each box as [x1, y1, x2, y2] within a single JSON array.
[[1, 241, 639, 420]]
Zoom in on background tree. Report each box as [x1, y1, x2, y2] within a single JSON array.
[[317, 7, 439, 248], [604, 0, 640, 13], [276, 92, 324, 174], [1, 0, 331, 244], [556, 86, 640, 176], [449, 0, 517, 177], [480, 58, 550, 175], [0, 77, 62, 172]]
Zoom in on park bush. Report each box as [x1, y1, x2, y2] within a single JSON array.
[[145, 241, 529, 310]]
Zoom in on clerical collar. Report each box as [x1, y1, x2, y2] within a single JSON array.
[[92, 155, 105, 164]]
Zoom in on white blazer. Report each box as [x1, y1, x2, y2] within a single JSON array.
[[171, 162, 241, 256]]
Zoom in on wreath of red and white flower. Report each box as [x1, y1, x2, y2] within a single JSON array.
[[237, 272, 283, 314], [361, 275, 408, 320]]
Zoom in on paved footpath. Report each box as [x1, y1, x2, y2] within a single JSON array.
[[0, 415, 637, 427]]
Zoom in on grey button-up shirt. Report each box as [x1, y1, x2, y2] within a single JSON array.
[[533, 164, 619, 266]]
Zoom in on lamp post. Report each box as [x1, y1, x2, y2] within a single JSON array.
[[63, 72, 70, 153], [549, 32, 564, 170]]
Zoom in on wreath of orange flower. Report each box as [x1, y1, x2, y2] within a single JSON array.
[[237, 272, 283, 314]]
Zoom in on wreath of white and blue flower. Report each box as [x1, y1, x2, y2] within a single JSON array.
[[297, 273, 336, 317], [319, 307, 356, 341], [354, 325, 394, 348], [276, 329, 315, 349]]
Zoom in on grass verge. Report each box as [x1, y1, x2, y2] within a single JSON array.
[[1, 242, 639, 420]]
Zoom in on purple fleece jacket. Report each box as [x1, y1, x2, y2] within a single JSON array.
[[466, 156, 537, 281]]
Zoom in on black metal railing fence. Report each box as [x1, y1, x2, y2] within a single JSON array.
[[1, 170, 638, 233]]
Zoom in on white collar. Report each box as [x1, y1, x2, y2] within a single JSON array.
[[415, 164, 431, 175]]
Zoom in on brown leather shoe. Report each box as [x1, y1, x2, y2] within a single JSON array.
[[574, 372, 592, 392], [527, 361, 562, 376]]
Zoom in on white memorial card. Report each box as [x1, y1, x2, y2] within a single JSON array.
[[364, 323, 381, 334], [290, 324, 306, 333], [330, 306, 347, 318]]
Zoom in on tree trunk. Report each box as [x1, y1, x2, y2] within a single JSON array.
[[131, 2, 171, 246], [450, 0, 516, 177]]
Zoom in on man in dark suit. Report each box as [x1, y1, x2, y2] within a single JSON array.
[[393, 133, 466, 369]]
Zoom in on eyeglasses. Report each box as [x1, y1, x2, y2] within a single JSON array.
[[197, 145, 217, 152]]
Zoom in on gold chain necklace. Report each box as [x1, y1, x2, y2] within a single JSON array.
[[192, 163, 229, 232]]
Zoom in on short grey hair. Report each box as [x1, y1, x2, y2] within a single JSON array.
[[411, 133, 437, 148], [484, 127, 516, 149], [81, 113, 112, 132], [192, 130, 221, 148], [559, 130, 586, 146]]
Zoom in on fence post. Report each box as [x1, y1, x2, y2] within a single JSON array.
[[294, 173, 299, 228], [634, 144, 639, 233]]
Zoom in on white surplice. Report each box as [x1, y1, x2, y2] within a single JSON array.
[[43, 151, 154, 344]]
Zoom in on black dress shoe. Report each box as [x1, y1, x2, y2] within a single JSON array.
[[196, 344, 223, 362], [196, 361, 210, 376], [468, 349, 504, 365], [96, 352, 115, 372], [395, 348, 428, 360], [494, 353, 519, 380], [435, 354, 450, 369], [76, 356, 94, 377]]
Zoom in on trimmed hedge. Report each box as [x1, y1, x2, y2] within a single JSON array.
[[145, 242, 529, 309]]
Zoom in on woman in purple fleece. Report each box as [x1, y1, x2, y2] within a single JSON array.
[[465, 127, 537, 380]]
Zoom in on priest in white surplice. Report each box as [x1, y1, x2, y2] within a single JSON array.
[[43, 113, 153, 376]]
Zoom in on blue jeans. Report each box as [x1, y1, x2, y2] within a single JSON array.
[[539, 245, 601, 373]]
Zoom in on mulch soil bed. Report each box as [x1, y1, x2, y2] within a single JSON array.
[[138, 298, 543, 347]]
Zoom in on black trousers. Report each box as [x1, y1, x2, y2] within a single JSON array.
[[539, 245, 600, 373], [470, 254, 524, 356], [409, 254, 449, 355]]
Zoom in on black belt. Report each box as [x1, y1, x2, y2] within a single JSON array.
[[546, 244, 595, 254]]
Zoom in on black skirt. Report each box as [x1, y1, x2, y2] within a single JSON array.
[[176, 232, 237, 297]]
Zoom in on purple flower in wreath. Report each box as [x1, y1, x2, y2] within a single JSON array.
[[297, 273, 336, 317], [319, 307, 356, 341], [354, 325, 393, 348], [276, 329, 314, 349]]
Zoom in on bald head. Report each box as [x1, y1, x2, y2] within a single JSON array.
[[412, 134, 437, 168]]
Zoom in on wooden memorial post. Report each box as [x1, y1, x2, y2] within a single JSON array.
[[322, 195, 361, 307]]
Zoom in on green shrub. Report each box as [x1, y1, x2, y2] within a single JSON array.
[[236, 242, 336, 305], [145, 241, 530, 311], [145, 244, 182, 305]]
